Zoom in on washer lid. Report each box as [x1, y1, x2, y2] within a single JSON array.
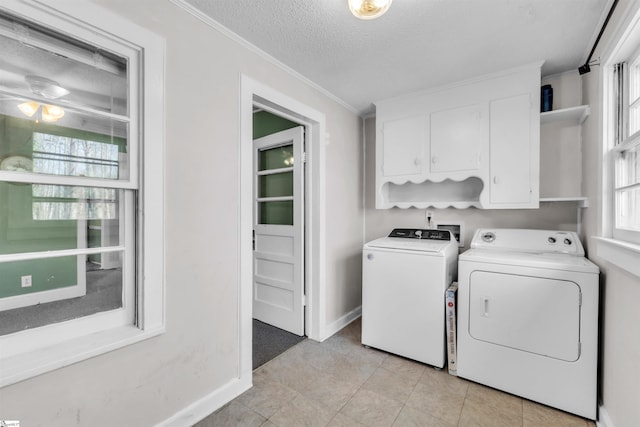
[[460, 248, 599, 274], [365, 237, 453, 253]]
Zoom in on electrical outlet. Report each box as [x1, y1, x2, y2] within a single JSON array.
[[21, 275, 32, 288], [426, 210, 435, 228]]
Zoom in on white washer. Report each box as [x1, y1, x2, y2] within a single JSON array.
[[362, 228, 458, 367], [457, 229, 599, 419]]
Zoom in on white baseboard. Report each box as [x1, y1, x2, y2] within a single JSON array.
[[319, 305, 361, 342], [155, 375, 252, 427], [597, 405, 614, 427]]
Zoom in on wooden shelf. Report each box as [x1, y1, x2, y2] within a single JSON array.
[[540, 105, 590, 125], [540, 196, 589, 208]]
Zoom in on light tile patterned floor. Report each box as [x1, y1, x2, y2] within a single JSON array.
[[195, 319, 597, 427]]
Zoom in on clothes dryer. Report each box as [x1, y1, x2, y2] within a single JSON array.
[[457, 229, 599, 419], [362, 228, 458, 367]]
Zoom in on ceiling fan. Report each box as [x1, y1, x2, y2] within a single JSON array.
[[17, 75, 69, 122]]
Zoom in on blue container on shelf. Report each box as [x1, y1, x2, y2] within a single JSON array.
[[541, 84, 553, 112]]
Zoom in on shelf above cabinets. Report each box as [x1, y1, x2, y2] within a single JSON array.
[[540, 105, 590, 125], [539, 196, 589, 208]]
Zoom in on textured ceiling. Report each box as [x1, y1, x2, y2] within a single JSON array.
[[182, 0, 610, 115]]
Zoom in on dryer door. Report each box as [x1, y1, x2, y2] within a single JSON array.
[[468, 271, 581, 361]]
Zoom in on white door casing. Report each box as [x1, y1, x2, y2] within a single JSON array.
[[253, 126, 304, 336]]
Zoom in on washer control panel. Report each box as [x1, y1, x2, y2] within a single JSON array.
[[388, 228, 451, 241]]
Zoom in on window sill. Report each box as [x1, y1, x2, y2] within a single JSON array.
[[592, 237, 640, 278], [0, 324, 164, 387]]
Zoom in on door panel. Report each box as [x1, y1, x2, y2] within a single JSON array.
[[469, 270, 580, 361], [490, 94, 532, 204], [381, 115, 426, 177], [253, 127, 304, 336], [430, 103, 485, 173]]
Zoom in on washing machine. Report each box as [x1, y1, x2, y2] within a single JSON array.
[[362, 228, 458, 367], [457, 229, 599, 419]]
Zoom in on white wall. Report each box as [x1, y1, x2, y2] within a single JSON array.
[[580, 1, 640, 425], [0, 1, 363, 425]]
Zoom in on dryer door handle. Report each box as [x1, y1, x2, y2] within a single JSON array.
[[482, 297, 490, 317]]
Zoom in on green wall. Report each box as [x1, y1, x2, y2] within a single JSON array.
[[253, 110, 298, 139], [0, 114, 124, 299]]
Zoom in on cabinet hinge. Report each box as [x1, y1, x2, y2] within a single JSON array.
[[301, 152, 307, 164], [302, 294, 307, 306]]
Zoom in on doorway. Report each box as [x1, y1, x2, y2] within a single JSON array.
[[252, 111, 306, 368], [240, 75, 326, 379]]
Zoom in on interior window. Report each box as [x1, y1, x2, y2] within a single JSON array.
[[0, 12, 133, 334], [0, 1, 164, 388]]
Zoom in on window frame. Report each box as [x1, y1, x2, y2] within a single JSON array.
[[0, 0, 165, 387], [596, 0, 640, 278], [611, 62, 640, 245]]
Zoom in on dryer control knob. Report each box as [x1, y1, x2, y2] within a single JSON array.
[[481, 232, 496, 243], [564, 238, 573, 245], [548, 237, 556, 244]]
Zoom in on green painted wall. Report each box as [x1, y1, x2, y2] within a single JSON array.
[[0, 114, 124, 299], [253, 110, 298, 139]]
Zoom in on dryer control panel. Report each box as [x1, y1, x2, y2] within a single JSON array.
[[388, 228, 451, 241], [470, 228, 584, 256]]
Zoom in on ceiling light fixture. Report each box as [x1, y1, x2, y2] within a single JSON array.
[[348, 0, 393, 20], [18, 101, 65, 122], [16, 75, 68, 123]]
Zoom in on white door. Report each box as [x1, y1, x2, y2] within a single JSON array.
[[253, 126, 305, 336]]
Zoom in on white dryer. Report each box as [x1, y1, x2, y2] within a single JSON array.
[[362, 228, 458, 368], [457, 229, 599, 419]]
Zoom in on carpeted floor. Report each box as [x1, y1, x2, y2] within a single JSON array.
[[253, 319, 305, 369], [0, 263, 122, 335]]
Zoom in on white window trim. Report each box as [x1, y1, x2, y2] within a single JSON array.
[[596, 0, 640, 278], [0, 0, 165, 387]]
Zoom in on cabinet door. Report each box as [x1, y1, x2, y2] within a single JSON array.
[[490, 94, 536, 206], [381, 114, 426, 177], [430, 104, 485, 173]]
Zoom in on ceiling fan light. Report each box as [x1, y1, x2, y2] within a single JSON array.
[[348, 0, 392, 20], [41, 104, 65, 122], [18, 101, 40, 117]]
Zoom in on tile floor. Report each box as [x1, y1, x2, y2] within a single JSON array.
[[195, 319, 597, 427]]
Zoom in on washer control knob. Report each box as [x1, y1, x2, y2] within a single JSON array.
[[481, 232, 496, 243], [548, 237, 556, 244], [564, 238, 573, 245], [415, 230, 423, 238]]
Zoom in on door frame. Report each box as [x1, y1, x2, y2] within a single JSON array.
[[240, 75, 326, 379]]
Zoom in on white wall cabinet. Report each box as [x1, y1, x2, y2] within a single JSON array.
[[489, 94, 534, 205], [430, 103, 485, 174], [381, 114, 426, 177], [375, 63, 541, 209]]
